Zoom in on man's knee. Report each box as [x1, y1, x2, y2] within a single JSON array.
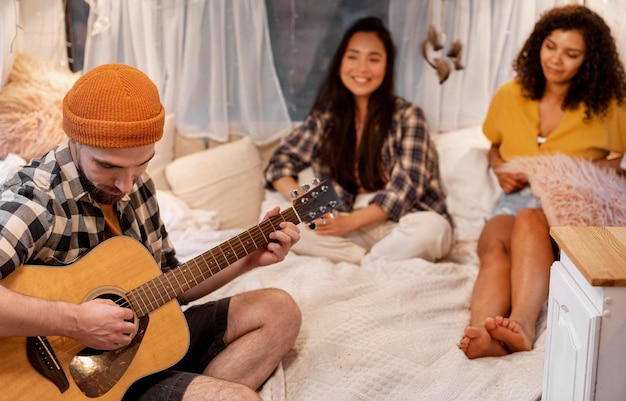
[[264, 289, 301, 340], [184, 375, 262, 401], [232, 288, 301, 339]]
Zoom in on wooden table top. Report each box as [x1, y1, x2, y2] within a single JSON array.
[[551, 226, 626, 287]]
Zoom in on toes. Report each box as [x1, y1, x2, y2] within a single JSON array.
[[494, 316, 507, 326], [484, 316, 497, 331], [464, 325, 482, 338]]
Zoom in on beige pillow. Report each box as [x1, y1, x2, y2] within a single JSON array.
[[164, 136, 264, 230], [147, 114, 176, 190]]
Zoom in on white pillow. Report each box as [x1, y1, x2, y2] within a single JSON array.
[[164, 136, 264, 230], [147, 114, 176, 190], [433, 126, 501, 241]]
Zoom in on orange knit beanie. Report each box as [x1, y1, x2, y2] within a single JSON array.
[[63, 63, 164, 148]]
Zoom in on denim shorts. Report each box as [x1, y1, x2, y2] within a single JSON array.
[[492, 186, 541, 217], [122, 297, 231, 401]]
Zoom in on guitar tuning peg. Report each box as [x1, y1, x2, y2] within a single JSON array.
[[301, 184, 311, 192], [311, 177, 320, 185], [290, 189, 299, 199], [308, 222, 316, 230]]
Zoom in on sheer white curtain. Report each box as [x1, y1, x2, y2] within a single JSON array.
[[0, 0, 17, 86], [389, 0, 582, 132], [0, 0, 67, 87], [83, 0, 291, 144]]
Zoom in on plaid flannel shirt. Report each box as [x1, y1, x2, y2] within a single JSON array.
[[0, 140, 178, 279], [264, 97, 451, 224]]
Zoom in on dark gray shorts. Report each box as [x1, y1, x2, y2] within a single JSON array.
[[122, 297, 231, 401]]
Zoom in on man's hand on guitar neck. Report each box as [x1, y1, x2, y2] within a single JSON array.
[[179, 206, 300, 304], [245, 206, 301, 266]]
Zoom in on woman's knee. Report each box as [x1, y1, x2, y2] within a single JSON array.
[[395, 211, 453, 261], [515, 208, 548, 228], [477, 231, 510, 262]]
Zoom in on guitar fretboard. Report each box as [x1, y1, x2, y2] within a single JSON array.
[[127, 207, 300, 317]]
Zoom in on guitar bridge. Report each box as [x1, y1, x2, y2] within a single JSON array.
[[26, 336, 70, 393]]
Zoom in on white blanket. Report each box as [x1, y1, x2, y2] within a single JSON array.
[[0, 125, 545, 400], [160, 189, 546, 401]]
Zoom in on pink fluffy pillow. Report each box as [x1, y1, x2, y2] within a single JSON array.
[[0, 53, 78, 161], [499, 154, 626, 226]]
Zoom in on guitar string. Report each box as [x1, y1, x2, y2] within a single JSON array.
[[130, 212, 299, 314], [43, 202, 314, 355]]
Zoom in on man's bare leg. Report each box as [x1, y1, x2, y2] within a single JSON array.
[[206, 288, 301, 388], [183, 376, 262, 401], [489, 208, 553, 353], [460, 215, 514, 359], [183, 288, 301, 400]]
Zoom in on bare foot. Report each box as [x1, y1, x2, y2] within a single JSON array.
[[459, 325, 509, 359], [487, 316, 533, 353]]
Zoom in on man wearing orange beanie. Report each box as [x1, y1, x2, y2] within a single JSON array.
[[0, 64, 301, 400]]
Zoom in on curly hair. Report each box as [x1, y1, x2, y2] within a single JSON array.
[[513, 4, 626, 119], [312, 16, 396, 193]]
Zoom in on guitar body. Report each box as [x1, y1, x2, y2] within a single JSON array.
[[0, 237, 189, 401]]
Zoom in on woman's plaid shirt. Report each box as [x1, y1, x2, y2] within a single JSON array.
[[0, 140, 178, 279], [264, 97, 451, 224]]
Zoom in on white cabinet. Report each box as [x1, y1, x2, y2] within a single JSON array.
[[543, 227, 626, 401]]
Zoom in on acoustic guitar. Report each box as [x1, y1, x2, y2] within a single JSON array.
[[0, 179, 340, 400]]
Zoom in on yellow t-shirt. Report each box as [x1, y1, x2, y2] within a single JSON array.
[[482, 80, 626, 161]]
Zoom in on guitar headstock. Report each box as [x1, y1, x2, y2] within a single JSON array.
[[291, 179, 342, 225]]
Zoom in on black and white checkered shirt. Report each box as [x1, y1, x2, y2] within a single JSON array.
[[0, 140, 178, 278]]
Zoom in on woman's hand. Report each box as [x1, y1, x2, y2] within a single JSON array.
[[310, 212, 355, 236], [494, 169, 529, 193], [593, 156, 624, 174], [488, 143, 528, 193], [311, 203, 388, 236]]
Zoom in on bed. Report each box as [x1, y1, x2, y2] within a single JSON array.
[[0, 55, 546, 400], [0, 125, 546, 401], [151, 123, 548, 401]]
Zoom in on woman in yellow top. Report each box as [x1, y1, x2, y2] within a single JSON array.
[[460, 4, 626, 359]]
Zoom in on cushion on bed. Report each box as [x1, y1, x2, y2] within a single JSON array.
[[432, 126, 501, 241], [164, 136, 264, 230], [500, 154, 626, 226]]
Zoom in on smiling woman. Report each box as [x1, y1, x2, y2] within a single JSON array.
[[263, 16, 453, 265]]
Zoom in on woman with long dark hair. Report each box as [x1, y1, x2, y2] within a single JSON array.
[[264, 16, 453, 264]]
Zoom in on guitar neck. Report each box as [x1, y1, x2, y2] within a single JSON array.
[[127, 207, 300, 317]]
